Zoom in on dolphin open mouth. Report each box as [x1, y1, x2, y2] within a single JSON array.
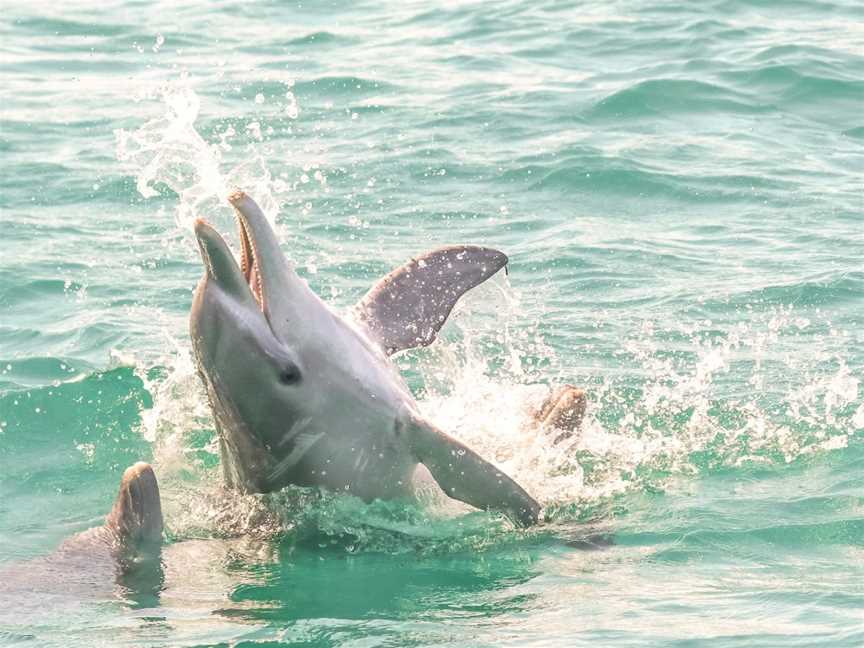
[[193, 191, 269, 313], [235, 203, 264, 309]]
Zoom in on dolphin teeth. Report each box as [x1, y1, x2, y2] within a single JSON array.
[[235, 209, 264, 310], [237, 213, 252, 280]]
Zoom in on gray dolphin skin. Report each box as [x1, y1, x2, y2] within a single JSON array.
[[190, 191, 541, 526], [0, 462, 163, 605], [104, 461, 164, 568]]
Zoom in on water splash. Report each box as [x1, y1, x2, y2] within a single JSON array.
[[418, 301, 862, 522], [115, 80, 283, 236]]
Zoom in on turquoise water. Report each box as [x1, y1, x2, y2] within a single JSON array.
[[2, 0, 863, 645]]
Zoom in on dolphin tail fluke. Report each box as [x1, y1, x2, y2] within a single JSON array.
[[105, 462, 164, 569], [409, 419, 541, 527]]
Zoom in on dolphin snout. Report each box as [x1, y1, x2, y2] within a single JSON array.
[[193, 218, 225, 275], [191, 216, 260, 304]]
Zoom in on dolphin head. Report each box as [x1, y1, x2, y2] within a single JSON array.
[[190, 192, 313, 490], [190, 191, 412, 493], [105, 462, 163, 569]]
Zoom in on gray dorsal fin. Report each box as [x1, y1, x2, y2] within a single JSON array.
[[353, 245, 508, 355]]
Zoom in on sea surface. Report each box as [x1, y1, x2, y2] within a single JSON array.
[[1, 1, 863, 646]]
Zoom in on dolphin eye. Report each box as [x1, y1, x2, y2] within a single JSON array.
[[279, 365, 301, 385]]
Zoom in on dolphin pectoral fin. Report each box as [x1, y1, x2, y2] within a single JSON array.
[[105, 462, 164, 570], [409, 420, 541, 527], [353, 245, 508, 355]]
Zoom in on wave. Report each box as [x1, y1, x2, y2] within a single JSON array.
[[526, 163, 794, 204], [720, 64, 864, 103], [13, 15, 132, 37], [284, 31, 356, 48], [291, 76, 400, 98], [720, 272, 864, 309], [586, 79, 765, 121], [0, 364, 153, 483]]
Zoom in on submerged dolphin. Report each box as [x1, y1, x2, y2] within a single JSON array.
[[60, 461, 163, 573], [190, 191, 541, 525], [0, 462, 163, 609]]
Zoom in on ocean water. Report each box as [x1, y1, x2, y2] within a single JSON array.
[[1, 0, 863, 645]]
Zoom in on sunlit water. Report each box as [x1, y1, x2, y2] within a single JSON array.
[[1, 1, 862, 646]]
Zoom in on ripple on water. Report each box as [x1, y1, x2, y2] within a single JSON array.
[[585, 78, 768, 121]]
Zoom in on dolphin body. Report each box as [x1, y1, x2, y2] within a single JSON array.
[[190, 191, 541, 526]]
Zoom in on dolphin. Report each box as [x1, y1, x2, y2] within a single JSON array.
[[103, 461, 164, 569], [54, 461, 163, 572], [190, 191, 541, 526], [0, 462, 163, 610]]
